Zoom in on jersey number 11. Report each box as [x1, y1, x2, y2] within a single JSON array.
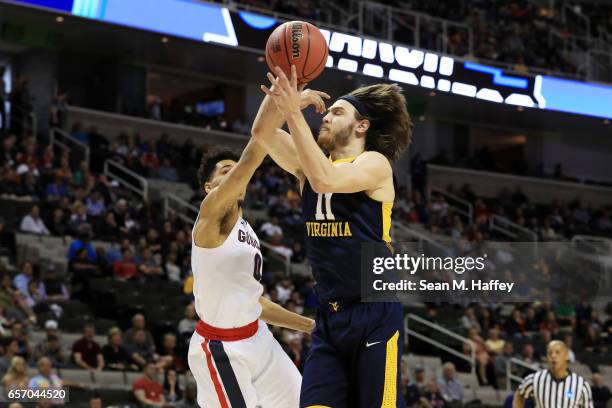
[[315, 193, 335, 220]]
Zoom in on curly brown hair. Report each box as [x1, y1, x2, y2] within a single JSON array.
[[349, 83, 413, 161]]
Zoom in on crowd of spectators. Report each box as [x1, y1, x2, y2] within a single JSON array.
[[222, 0, 612, 78], [406, 153, 612, 243]]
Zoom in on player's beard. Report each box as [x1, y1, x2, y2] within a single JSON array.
[[317, 122, 354, 152]]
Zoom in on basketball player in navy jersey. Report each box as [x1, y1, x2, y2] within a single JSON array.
[[255, 65, 413, 407]]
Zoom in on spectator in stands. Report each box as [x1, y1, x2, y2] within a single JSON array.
[[275, 278, 294, 305], [461, 307, 481, 333], [592, 373, 611, 408], [177, 303, 196, 337], [260, 216, 283, 240], [163, 369, 183, 404], [485, 328, 505, 355], [102, 327, 132, 371], [69, 201, 89, 233], [72, 323, 104, 372], [48, 208, 69, 236], [20, 205, 50, 235], [158, 158, 179, 182], [521, 344, 538, 368], [494, 342, 515, 377], [165, 252, 181, 282], [0, 338, 20, 376], [158, 333, 184, 372], [126, 329, 158, 369], [132, 362, 166, 407], [1, 356, 28, 390], [539, 311, 560, 335], [423, 379, 448, 408], [34, 329, 68, 369], [404, 366, 426, 406], [13, 261, 36, 295], [45, 171, 69, 201], [124, 313, 155, 347], [41, 266, 69, 302], [476, 349, 498, 389], [0, 274, 35, 323], [86, 191, 106, 218], [437, 362, 464, 404], [563, 333, 576, 363], [175, 382, 197, 408], [138, 247, 164, 280], [69, 247, 100, 301], [10, 322, 31, 360], [88, 393, 102, 408], [67, 225, 97, 262], [23, 279, 46, 311], [113, 247, 139, 281], [30, 356, 84, 404]]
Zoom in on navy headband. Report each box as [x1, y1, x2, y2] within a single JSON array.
[[338, 95, 369, 117]]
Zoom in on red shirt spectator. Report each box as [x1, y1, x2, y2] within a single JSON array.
[[113, 248, 138, 280], [133, 363, 166, 406]]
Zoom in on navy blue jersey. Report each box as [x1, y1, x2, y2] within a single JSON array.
[[301, 157, 393, 301]]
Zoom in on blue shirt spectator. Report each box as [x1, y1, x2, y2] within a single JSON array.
[[438, 362, 464, 403]]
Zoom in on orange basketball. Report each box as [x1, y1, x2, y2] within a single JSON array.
[[265, 21, 328, 84]]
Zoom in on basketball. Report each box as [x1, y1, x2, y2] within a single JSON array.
[[265, 21, 328, 84]]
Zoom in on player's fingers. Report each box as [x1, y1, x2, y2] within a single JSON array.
[[290, 65, 297, 88], [274, 66, 289, 86], [315, 91, 331, 99], [266, 72, 280, 86], [298, 82, 308, 92], [260, 85, 278, 98]]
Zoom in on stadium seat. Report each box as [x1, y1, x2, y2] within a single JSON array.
[[93, 371, 127, 389], [457, 372, 479, 390], [60, 368, 95, 384], [474, 387, 503, 405], [93, 388, 132, 405]]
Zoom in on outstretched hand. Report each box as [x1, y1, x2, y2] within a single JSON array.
[[261, 65, 329, 116]]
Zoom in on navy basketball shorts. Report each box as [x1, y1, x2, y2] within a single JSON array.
[[300, 301, 406, 408]]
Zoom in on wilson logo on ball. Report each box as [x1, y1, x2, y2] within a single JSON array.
[[291, 23, 303, 59]]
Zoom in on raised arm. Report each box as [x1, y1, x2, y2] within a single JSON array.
[[198, 138, 266, 219], [252, 80, 329, 183], [262, 66, 390, 194]]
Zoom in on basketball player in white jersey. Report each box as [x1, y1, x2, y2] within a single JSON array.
[[188, 85, 329, 408]]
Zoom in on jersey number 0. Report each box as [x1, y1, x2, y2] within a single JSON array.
[[315, 193, 335, 220]]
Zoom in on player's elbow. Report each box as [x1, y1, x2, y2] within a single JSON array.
[[308, 178, 334, 194], [310, 177, 334, 193]]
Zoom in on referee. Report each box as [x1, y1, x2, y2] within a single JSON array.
[[513, 340, 593, 408]]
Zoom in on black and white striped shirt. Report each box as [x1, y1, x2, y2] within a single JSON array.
[[518, 369, 593, 408]]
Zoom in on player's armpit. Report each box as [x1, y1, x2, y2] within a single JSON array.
[[259, 296, 314, 333], [310, 151, 391, 194]]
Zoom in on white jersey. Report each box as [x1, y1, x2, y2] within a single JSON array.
[[191, 215, 263, 328]]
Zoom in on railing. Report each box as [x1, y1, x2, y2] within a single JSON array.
[[164, 194, 199, 226], [489, 215, 538, 242], [405, 313, 476, 376], [571, 235, 612, 255], [505, 357, 539, 391], [393, 222, 452, 257], [103, 160, 149, 201], [429, 187, 474, 225], [49, 128, 91, 165], [358, 1, 474, 56]]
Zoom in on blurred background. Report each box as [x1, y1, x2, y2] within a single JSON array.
[[0, 0, 611, 407]]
